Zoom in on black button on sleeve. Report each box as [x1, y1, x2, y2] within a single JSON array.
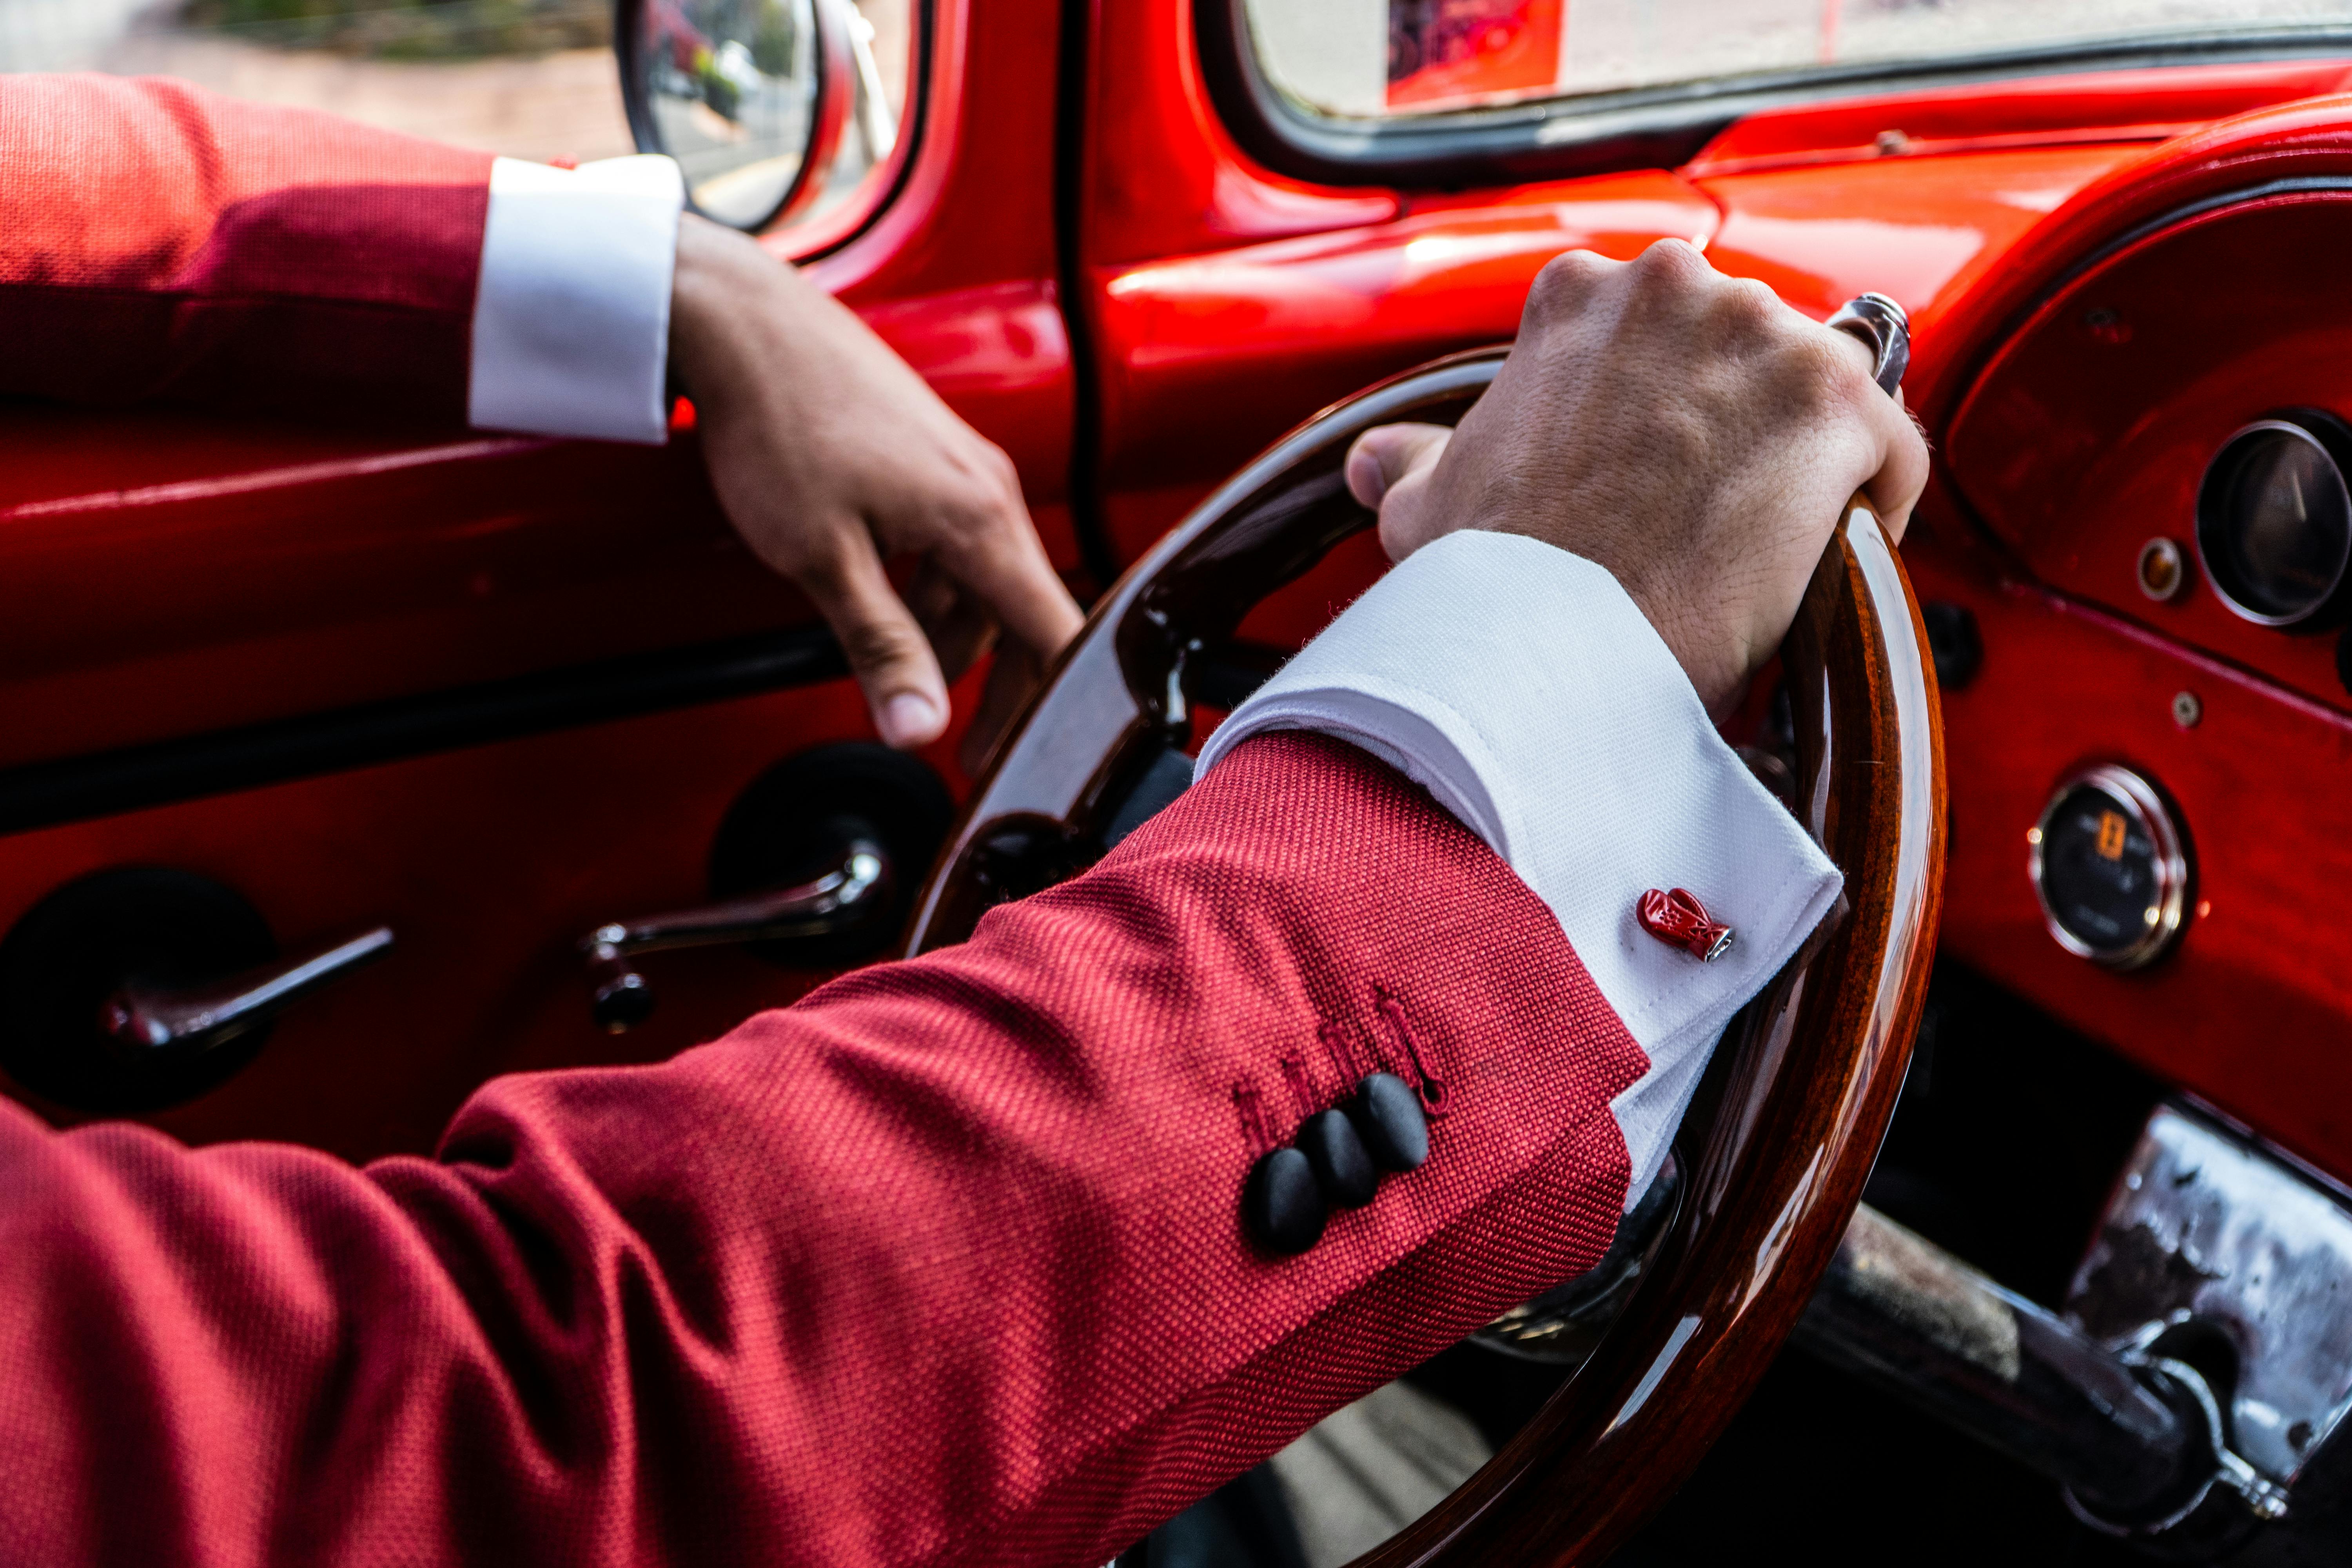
[[1242, 1147, 1326, 1255], [1352, 1072, 1430, 1172], [1298, 1108, 1378, 1207]]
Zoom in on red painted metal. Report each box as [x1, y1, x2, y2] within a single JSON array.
[[0, 668, 993, 1164], [1082, 0, 1403, 272], [1068, 3, 2352, 1187], [1905, 489, 2352, 1180], [10, 0, 2352, 1196], [1697, 145, 2138, 325], [0, 0, 1076, 773], [1945, 194, 2352, 717], [1091, 172, 1722, 561], [1684, 59, 2352, 178]]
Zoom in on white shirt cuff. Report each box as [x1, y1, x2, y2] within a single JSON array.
[[1194, 530, 1843, 1208], [467, 154, 685, 445]]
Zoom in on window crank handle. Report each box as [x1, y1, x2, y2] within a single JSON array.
[[581, 838, 893, 1034], [102, 926, 396, 1057]]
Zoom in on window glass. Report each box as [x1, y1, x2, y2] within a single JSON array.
[[0, 0, 909, 228], [1246, 0, 2352, 119]]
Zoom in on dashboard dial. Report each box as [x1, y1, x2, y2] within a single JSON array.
[[2027, 765, 2189, 971], [2196, 413, 2352, 628]]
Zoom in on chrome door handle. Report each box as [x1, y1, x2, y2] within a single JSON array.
[[101, 926, 396, 1057], [581, 839, 891, 1033]]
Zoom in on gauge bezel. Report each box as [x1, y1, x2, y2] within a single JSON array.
[[2194, 412, 2352, 630], [2027, 764, 2190, 971]]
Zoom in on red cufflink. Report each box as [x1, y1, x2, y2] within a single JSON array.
[[1638, 888, 1734, 962]]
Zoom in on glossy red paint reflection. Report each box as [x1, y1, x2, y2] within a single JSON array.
[[1697, 145, 2137, 324], [1685, 58, 2352, 176], [1093, 171, 1720, 557]]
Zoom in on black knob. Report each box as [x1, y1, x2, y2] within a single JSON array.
[[1922, 601, 1983, 691], [1351, 1073, 1430, 1172], [589, 967, 655, 1033], [1243, 1147, 1326, 1255], [1298, 1108, 1378, 1207]]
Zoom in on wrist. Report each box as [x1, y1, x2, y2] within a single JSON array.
[[670, 214, 794, 401]]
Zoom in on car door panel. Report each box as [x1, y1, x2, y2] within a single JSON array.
[[0, 0, 1073, 1142], [0, 672, 952, 1163]]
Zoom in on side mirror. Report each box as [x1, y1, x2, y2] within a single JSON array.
[[615, 0, 897, 232]]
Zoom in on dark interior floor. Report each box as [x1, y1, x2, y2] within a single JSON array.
[[1125, 962, 2350, 1567]]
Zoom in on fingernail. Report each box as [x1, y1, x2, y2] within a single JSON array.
[[1345, 446, 1389, 508], [880, 692, 943, 748]]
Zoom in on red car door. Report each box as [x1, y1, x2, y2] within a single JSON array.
[[0, 0, 1073, 1162]]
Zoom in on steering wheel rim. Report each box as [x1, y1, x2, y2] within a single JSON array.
[[904, 349, 1946, 1564]]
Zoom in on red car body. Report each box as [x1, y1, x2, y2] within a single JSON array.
[[3, 5, 2350, 1557]]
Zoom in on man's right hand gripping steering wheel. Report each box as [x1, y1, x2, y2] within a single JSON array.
[[1346, 239, 1933, 718]]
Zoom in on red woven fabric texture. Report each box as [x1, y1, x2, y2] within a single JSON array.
[[0, 733, 1647, 1567], [0, 74, 488, 421]]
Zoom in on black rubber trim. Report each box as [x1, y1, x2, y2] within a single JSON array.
[[0, 627, 849, 840], [1054, 0, 1122, 590], [799, 0, 938, 263], [1195, 8, 2352, 190]]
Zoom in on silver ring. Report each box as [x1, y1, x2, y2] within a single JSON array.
[[1826, 293, 1910, 397]]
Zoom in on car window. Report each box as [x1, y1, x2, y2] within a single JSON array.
[[1246, 0, 2352, 118], [0, 0, 910, 233]]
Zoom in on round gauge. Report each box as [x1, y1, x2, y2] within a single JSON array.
[[2195, 414, 2352, 628], [2027, 766, 2189, 971]]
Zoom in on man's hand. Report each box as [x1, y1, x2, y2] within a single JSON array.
[[669, 215, 1084, 749], [1344, 240, 1929, 716]]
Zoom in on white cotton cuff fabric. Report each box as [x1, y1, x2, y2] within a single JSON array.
[[468, 154, 686, 445], [1193, 530, 1843, 1209]]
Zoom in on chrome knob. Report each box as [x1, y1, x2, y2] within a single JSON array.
[[100, 926, 395, 1058]]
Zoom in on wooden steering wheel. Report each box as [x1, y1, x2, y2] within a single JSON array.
[[903, 348, 1945, 1565]]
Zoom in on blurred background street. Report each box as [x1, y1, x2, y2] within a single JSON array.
[[0, 0, 907, 171], [0, 0, 628, 162]]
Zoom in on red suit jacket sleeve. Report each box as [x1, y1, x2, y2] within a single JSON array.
[[0, 74, 486, 422], [0, 733, 1650, 1568]]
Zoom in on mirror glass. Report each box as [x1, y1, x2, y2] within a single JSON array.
[[637, 0, 823, 228], [630, 0, 906, 232]]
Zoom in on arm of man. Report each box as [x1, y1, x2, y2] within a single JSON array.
[[0, 730, 1652, 1568], [0, 94, 1927, 1568], [0, 73, 1080, 749]]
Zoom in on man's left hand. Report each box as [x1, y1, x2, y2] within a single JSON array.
[[669, 215, 1085, 751]]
